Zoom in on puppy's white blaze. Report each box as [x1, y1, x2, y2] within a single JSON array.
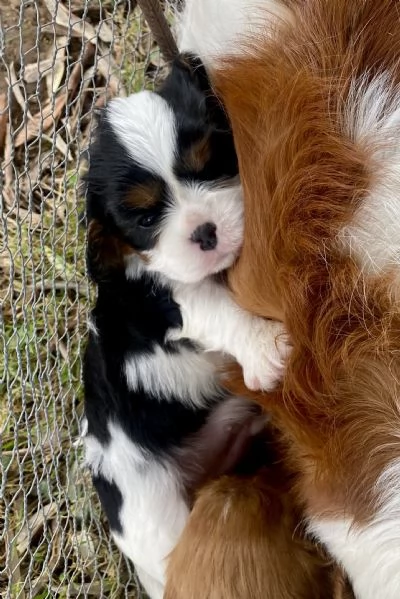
[[107, 91, 176, 181], [309, 459, 400, 599], [146, 183, 244, 283], [84, 422, 188, 594], [340, 73, 400, 274], [176, 0, 293, 67], [124, 344, 220, 407]]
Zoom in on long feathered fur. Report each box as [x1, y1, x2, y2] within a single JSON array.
[[166, 1, 400, 598], [214, 1, 400, 596]]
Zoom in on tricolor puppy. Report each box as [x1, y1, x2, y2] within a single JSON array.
[[85, 54, 287, 390], [83, 55, 288, 599]]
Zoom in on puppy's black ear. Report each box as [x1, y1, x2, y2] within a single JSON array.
[[158, 52, 230, 130], [83, 130, 133, 283], [86, 217, 133, 283]]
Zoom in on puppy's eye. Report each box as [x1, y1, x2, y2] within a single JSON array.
[[138, 214, 156, 228]]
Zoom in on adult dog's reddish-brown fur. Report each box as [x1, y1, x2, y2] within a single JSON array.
[[165, 430, 343, 599], [217, 0, 400, 527], [166, 1, 400, 597], [165, 476, 337, 599], [165, 392, 353, 599]]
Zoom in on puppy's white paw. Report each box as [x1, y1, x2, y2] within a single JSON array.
[[239, 320, 291, 391]]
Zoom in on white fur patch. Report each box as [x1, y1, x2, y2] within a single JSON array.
[[107, 91, 176, 182], [340, 73, 400, 274], [169, 279, 290, 391], [309, 459, 400, 599], [124, 343, 221, 407], [87, 316, 99, 338], [176, 0, 293, 68], [84, 421, 147, 479], [84, 421, 189, 599]]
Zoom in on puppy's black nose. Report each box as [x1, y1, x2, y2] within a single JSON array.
[[190, 222, 217, 251]]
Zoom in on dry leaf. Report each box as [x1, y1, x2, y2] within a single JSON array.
[[73, 530, 96, 562], [95, 20, 113, 44], [94, 93, 108, 109], [16, 502, 58, 554], [9, 207, 42, 226], [23, 59, 54, 84], [2, 124, 14, 208], [22, 152, 53, 192], [47, 518, 62, 573], [40, 22, 86, 38], [13, 43, 95, 148], [96, 44, 127, 98], [46, 39, 67, 96], [13, 95, 67, 148], [41, 132, 72, 161], [43, 0, 112, 44], [3, 516, 25, 599], [69, 64, 96, 131], [7, 62, 33, 119]]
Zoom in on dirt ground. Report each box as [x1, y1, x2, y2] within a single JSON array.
[[0, 2, 54, 93]]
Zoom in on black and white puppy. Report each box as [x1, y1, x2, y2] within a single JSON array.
[[83, 55, 288, 599]]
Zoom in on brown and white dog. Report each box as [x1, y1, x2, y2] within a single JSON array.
[[166, 1, 400, 598]]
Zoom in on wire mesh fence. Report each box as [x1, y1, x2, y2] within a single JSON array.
[[1, 2, 175, 596]]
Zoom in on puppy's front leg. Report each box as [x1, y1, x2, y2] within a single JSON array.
[[170, 279, 290, 391]]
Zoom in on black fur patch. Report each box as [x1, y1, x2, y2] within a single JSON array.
[[85, 122, 169, 278], [92, 474, 124, 534], [83, 274, 214, 455], [158, 53, 238, 181]]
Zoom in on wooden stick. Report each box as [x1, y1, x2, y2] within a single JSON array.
[[137, 0, 179, 62]]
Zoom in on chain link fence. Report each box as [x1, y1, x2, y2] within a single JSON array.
[[1, 2, 175, 596]]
